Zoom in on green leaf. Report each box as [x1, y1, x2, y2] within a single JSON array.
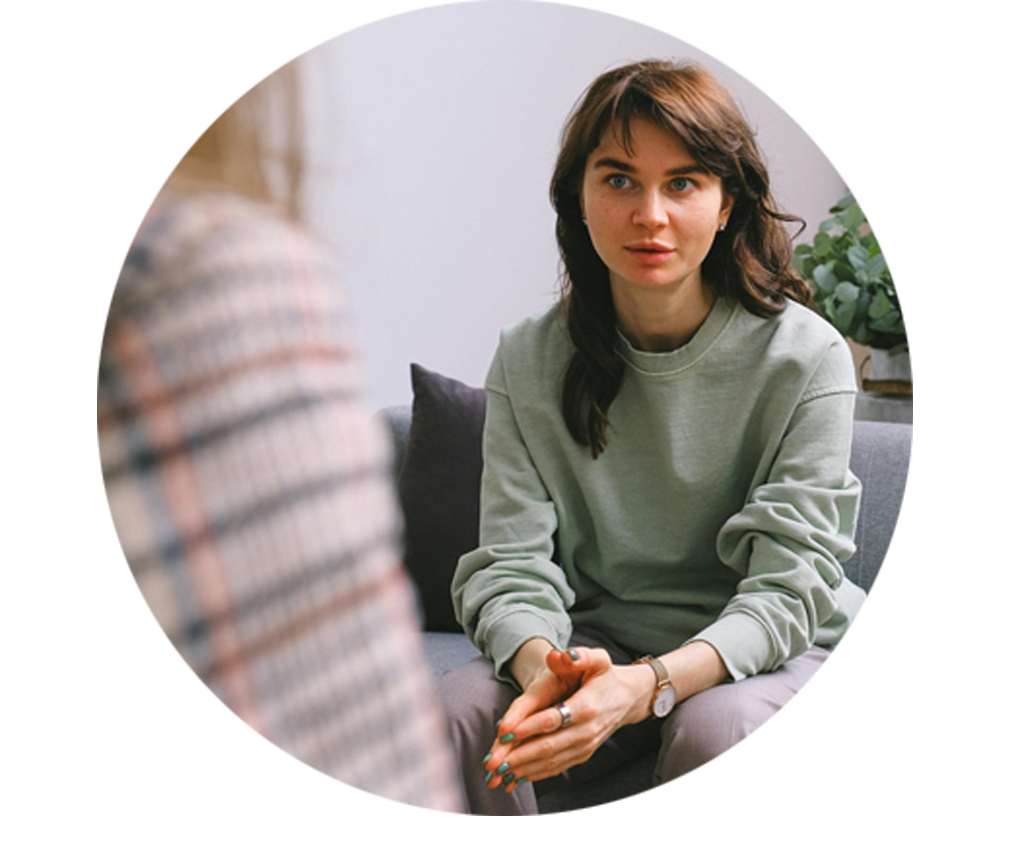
[[857, 290, 871, 314], [835, 281, 861, 303], [813, 263, 838, 292], [836, 298, 857, 331], [869, 310, 902, 332], [830, 192, 856, 213], [833, 259, 857, 283], [865, 252, 887, 280], [847, 244, 869, 269], [841, 202, 866, 233], [793, 253, 816, 276], [860, 233, 880, 252], [869, 289, 892, 320]]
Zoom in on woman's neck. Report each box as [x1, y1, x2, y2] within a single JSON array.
[[611, 278, 716, 353]]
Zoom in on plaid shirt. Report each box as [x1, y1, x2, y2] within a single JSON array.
[[98, 190, 462, 812]]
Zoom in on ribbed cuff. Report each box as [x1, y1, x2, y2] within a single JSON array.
[[689, 613, 775, 681], [484, 610, 568, 688]]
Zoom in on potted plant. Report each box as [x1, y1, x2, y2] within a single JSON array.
[[792, 193, 910, 392]]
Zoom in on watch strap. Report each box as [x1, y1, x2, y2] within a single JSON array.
[[635, 655, 670, 687], [634, 655, 676, 714]]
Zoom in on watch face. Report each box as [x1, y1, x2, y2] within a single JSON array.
[[654, 685, 677, 717]]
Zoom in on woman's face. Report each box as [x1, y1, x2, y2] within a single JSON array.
[[580, 118, 733, 302]]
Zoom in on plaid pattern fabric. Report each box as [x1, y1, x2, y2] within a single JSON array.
[[98, 191, 462, 811]]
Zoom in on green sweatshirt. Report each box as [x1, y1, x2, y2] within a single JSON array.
[[452, 295, 866, 683]]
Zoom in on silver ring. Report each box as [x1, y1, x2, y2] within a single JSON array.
[[557, 703, 572, 728]]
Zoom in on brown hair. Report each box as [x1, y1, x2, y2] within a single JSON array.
[[172, 0, 303, 222], [550, 60, 811, 457]]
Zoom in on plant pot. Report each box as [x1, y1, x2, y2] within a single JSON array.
[[863, 346, 911, 397], [867, 348, 915, 382], [856, 347, 912, 423]]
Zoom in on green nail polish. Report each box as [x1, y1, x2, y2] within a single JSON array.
[[568, 649, 579, 661], [499, 732, 515, 744], [483, 753, 491, 765], [503, 773, 515, 785], [496, 762, 510, 775], [485, 771, 494, 784], [515, 777, 528, 786]]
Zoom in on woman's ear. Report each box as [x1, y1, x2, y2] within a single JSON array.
[[719, 189, 735, 228]]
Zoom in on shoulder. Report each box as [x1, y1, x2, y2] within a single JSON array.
[[490, 304, 570, 391], [499, 303, 567, 349], [779, 301, 856, 392], [731, 299, 855, 392], [746, 298, 844, 350], [144, 191, 317, 267], [114, 191, 330, 318]]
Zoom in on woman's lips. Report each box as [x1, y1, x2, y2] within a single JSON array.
[[625, 244, 674, 263]]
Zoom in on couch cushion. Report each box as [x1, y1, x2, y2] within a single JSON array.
[[397, 364, 487, 632], [421, 632, 483, 680]]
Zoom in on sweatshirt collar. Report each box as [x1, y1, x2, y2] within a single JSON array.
[[615, 295, 738, 375]]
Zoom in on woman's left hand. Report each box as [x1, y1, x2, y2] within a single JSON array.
[[484, 647, 654, 791]]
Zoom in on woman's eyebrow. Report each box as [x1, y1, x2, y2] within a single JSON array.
[[590, 156, 708, 176], [665, 164, 709, 176], [591, 156, 635, 172]]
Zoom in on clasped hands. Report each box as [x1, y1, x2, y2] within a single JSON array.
[[483, 641, 655, 793]]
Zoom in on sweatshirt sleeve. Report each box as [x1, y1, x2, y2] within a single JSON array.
[[696, 340, 863, 680], [450, 346, 576, 685]]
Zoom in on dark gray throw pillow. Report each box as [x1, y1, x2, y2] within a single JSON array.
[[397, 363, 487, 632]]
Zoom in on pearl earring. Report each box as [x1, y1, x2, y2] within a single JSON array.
[[718, 222, 727, 232]]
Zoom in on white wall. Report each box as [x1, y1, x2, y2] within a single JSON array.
[[297, 0, 848, 410]]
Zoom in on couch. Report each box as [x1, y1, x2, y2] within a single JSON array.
[[382, 363, 912, 813]]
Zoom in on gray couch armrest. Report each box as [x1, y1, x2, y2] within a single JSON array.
[[847, 420, 912, 592]]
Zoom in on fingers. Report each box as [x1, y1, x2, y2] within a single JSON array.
[[483, 649, 614, 792], [495, 649, 585, 740], [547, 647, 582, 671], [485, 706, 596, 790]]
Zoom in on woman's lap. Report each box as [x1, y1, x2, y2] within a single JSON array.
[[656, 644, 830, 818], [436, 635, 829, 814]]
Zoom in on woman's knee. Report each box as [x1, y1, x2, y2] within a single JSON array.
[[655, 682, 778, 780], [656, 672, 806, 810], [435, 658, 514, 743]]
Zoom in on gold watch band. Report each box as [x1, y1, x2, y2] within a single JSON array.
[[634, 655, 675, 714], [636, 656, 670, 688]]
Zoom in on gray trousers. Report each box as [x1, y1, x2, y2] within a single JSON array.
[[435, 629, 828, 815]]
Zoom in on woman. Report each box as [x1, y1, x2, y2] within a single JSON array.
[[437, 60, 865, 815]]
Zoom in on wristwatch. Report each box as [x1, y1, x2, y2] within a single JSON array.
[[634, 655, 677, 718]]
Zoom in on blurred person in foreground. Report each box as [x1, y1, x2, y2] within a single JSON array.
[[97, 61, 462, 812]]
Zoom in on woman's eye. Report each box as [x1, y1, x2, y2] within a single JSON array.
[[606, 174, 631, 189], [671, 177, 693, 192]]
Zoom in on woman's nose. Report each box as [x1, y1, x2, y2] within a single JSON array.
[[632, 191, 666, 228]]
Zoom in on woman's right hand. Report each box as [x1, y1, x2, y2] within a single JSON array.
[[483, 642, 645, 790], [506, 641, 590, 725]]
